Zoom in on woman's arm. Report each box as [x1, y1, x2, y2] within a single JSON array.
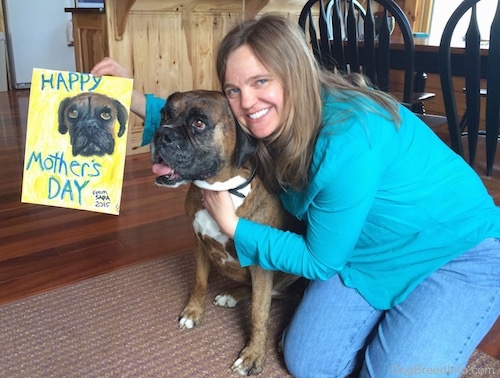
[[90, 57, 166, 145], [202, 135, 382, 280], [90, 57, 146, 118]]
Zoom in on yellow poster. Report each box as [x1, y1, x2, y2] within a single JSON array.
[[21, 68, 133, 215]]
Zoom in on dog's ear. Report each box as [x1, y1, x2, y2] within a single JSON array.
[[166, 92, 179, 102], [114, 99, 128, 138], [234, 119, 258, 168], [58, 97, 72, 134]]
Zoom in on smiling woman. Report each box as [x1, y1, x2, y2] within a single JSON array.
[[223, 45, 285, 141]]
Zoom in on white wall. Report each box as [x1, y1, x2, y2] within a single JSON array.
[[3, 0, 76, 88], [428, 0, 497, 46]]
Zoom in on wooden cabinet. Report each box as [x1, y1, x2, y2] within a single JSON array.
[[103, 0, 307, 155], [66, 8, 108, 73]]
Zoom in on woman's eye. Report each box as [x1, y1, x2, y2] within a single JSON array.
[[192, 119, 205, 130], [100, 111, 112, 121], [225, 88, 239, 97], [256, 78, 267, 86], [68, 109, 78, 119]]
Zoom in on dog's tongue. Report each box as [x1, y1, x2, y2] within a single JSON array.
[[152, 163, 174, 176]]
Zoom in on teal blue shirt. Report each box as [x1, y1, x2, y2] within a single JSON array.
[[142, 92, 500, 310], [141, 94, 166, 146]]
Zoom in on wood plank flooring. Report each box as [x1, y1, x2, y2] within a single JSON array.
[[0, 89, 195, 303], [0, 89, 498, 360]]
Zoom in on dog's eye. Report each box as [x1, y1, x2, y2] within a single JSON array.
[[192, 119, 206, 130], [68, 109, 78, 119], [100, 111, 112, 121]]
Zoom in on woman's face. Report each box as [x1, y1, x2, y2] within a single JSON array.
[[223, 44, 285, 139]]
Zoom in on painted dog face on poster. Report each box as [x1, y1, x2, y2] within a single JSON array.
[[58, 92, 128, 157]]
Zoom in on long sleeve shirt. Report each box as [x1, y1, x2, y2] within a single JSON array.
[[143, 92, 500, 310]]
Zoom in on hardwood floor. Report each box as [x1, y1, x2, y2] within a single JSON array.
[[0, 89, 195, 303], [0, 89, 498, 360]]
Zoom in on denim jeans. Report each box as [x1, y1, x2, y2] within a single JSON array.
[[282, 238, 500, 378]]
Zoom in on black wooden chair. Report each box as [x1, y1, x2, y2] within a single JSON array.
[[439, 0, 500, 176], [298, 0, 437, 116]]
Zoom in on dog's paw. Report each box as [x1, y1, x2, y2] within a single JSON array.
[[213, 293, 238, 308], [178, 307, 203, 330], [231, 356, 264, 376], [231, 339, 267, 375], [178, 316, 196, 329]]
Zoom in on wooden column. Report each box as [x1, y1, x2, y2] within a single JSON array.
[[66, 8, 108, 73]]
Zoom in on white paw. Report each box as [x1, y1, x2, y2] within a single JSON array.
[[213, 293, 238, 308], [231, 358, 248, 376], [178, 316, 195, 329]]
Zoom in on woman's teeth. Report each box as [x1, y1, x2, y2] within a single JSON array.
[[248, 108, 269, 120]]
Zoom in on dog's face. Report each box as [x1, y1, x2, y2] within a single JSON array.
[[151, 90, 257, 187], [58, 92, 128, 157]]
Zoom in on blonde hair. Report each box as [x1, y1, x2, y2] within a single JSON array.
[[216, 14, 400, 192]]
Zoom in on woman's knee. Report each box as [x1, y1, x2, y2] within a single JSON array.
[[280, 275, 383, 377], [281, 328, 310, 377], [281, 328, 361, 378]]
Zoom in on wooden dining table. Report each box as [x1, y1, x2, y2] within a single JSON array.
[[388, 35, 489, 77]]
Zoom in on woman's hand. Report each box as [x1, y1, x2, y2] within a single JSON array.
[[90, 57, 146, 118], [202, 190, 239, 238], [90, 57, 132, 78]]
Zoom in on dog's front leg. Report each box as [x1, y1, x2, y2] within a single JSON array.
[[231, 266, 274, 376], [179, 242, 211, 329]]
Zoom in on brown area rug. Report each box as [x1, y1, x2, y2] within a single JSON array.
[[0, 251, 498, 378]]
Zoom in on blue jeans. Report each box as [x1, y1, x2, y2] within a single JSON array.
[[282, 238, 500, 377]]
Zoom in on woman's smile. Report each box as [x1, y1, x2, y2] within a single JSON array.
[[248, 107, 270, 120]]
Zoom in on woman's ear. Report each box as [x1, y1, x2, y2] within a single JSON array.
[[234, 119, 258, 168]]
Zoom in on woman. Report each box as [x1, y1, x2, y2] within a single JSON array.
[[92, 14, 500, 377]]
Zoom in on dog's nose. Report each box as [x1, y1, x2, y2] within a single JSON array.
[[154, 127, 173, 143], [155, 127, 185, 150], [89, 120, 101, 129], [154, 125, 188, 150]]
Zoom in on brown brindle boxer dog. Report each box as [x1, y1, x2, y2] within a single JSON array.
[[151, 90, 299, 376]]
